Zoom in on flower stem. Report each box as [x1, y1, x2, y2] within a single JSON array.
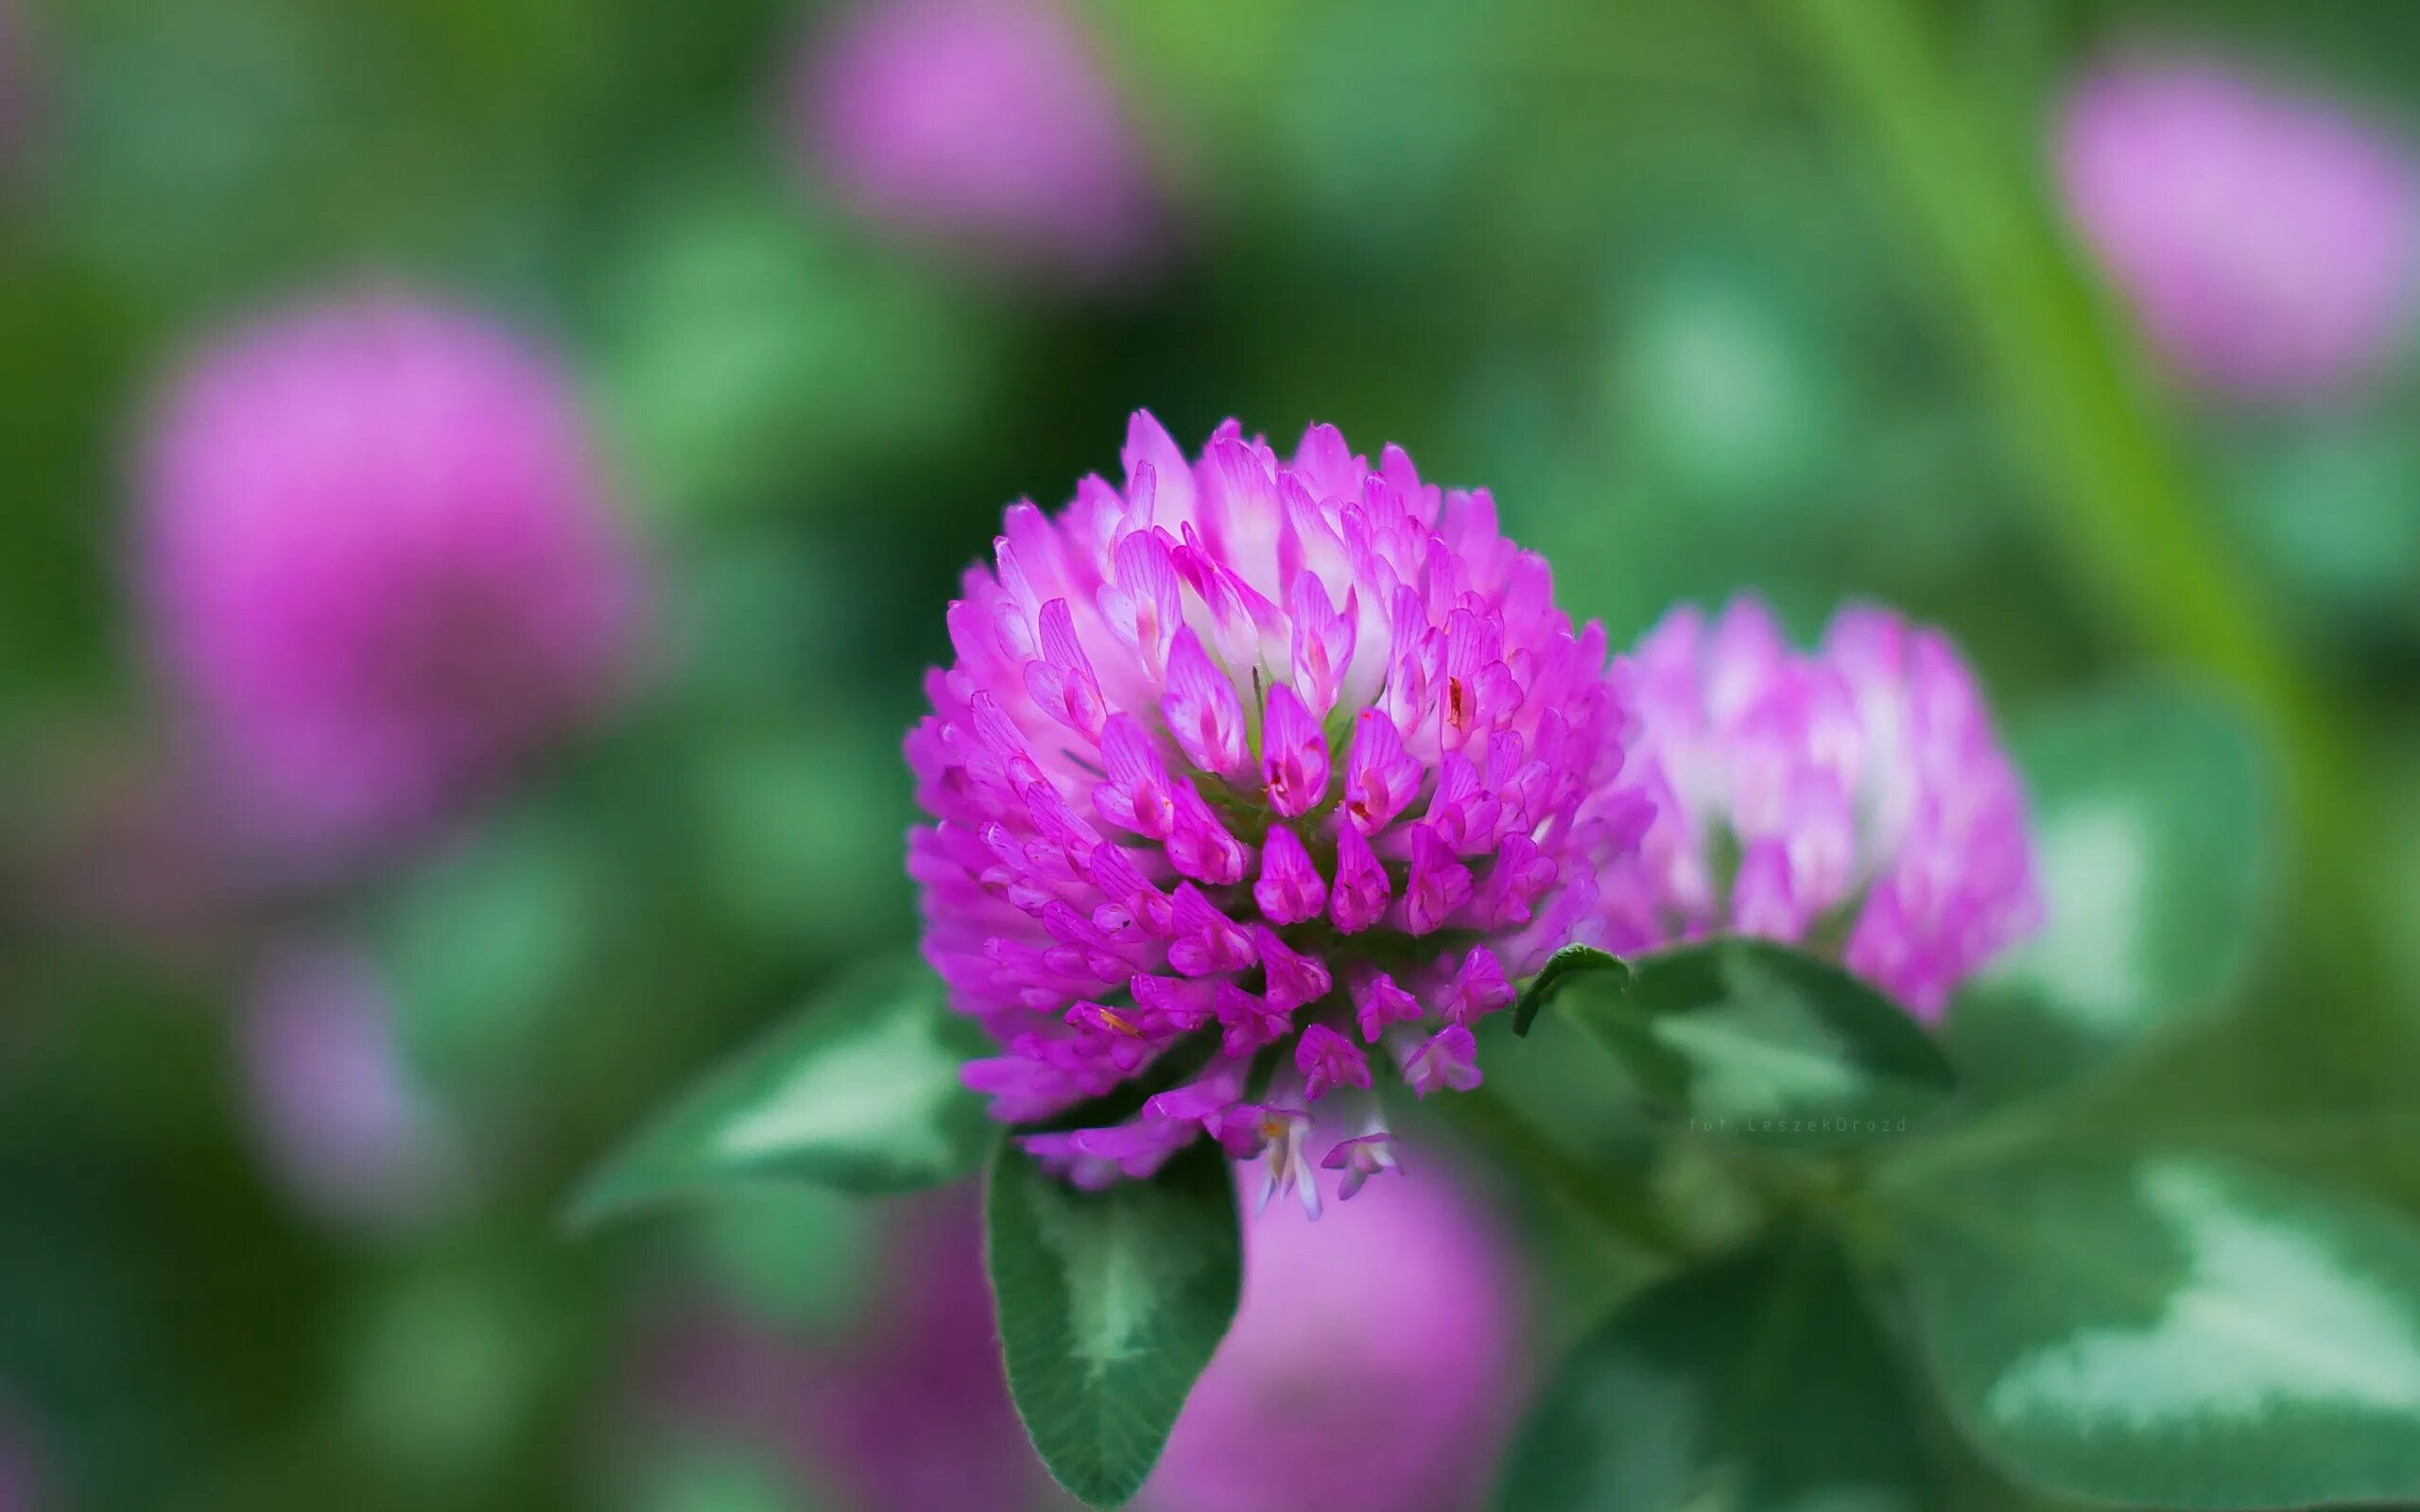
[[1446, 1083, 1686, 1258]]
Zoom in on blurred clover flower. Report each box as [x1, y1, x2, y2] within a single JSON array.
[[641, 1199, 1063, 1512], [2059, 56, 2420, 401], [908, 413, 1646, 1211], [1599, 597, 2042, 1017], [794, 0, 1163, 283], [242, 945, 461, 1230], [137, 296, 646, 855], [790, 1201, 1067, 1512], [1142, 1172, 1524, 1512]]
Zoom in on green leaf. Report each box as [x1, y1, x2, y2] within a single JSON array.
[[1950, 684, 2271, 1102], [1886, 1150, 2420, 1508], [568, 958, 998, 1227], [1562, 936, 1955, 1147], [1512, 943, 1630, 1037], [1497, 1229, 1932, 1510], [986, 1140, 1243, 1509]]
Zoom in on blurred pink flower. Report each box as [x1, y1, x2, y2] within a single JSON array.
[[1141, 1170, 1525, 1512], [2059, 56, 2420, 399], [641, 1195, 1065, 1512], [1598, 598, 2042, 1017], [796, 1201, 1064, 1512], [241, 945, 459, 1230], [795, 0, 1162, 281], [137, 296, 646, 855]]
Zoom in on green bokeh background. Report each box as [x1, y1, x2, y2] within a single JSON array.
[[5, 1, 2420, 1508]]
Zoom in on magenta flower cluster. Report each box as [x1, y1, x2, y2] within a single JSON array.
[[1599, 598, 2042, 1017], [908, 414, 1643, 1210]]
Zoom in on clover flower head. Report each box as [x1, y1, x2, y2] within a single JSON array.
[[137, 295, 645, 852], [1598, 596, 2042, 1016], [908, 412, 1642, 1199], [2060, 55, 2420, 399]]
